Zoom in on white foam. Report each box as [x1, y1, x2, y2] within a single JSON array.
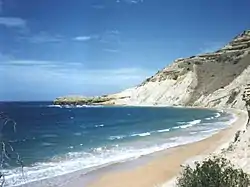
[[215, 113, 221, 118], [157, 128, 170, 133], [173, 119, 201, 129], [200, 129, 219, 133], [95, 124, 104, 128], [131, 132, 151, 137], [75, 105, 88, 108], [169, 137, 179, 141], [180, 124, 194, 129], [206, 112, 221, 120], [177, 121, 186, 125], [205, 116, 214, 120], [76, 105, 103, 108], [190, 132, 198, 135], [47, 105, 62, 108], [2, 140, 185, 187], [188, 119, 202, 125], [108, 135, 126, 140]]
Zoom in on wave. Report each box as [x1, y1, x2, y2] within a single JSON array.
[[177, 121, 186, 125], [4, 117, 234, 187], [3, 110, 235, 187], [47, 105, 62, 108], [46, 104, 104, 108], [4, 133, 208, 187], [205, 116, 214, 120], [189, 132, 198, 135], [200, 129, 219, 134], [215, 112, 221, 118], [65, 105, 104, 108], [95, 124, 104, 128], [174, 119, 201, 129], [157, 128, 170, 133], [108, 135, 126, 140], [131, 132, 151, 137], [109, 128, 170, 140], [40, 134, 58, 138], [41, 142, 57, 147], [205, 112, 221, 120]]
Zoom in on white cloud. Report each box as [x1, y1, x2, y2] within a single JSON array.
[[103, 49, 120, 53], [73, 35, 97, 41], [1, 59, 152, 85], [48, 67, 153, 87], [1, 60, 85, 70], [0, 59, 154, 100], [0, 17, 26, 28], [116, 0, 144, 4], [26, 32, 63, 43], [3, 60, 55, 66], [73, 30, 120, 44]]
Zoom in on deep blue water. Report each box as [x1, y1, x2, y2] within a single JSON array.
[[0, 102, 235, 186]]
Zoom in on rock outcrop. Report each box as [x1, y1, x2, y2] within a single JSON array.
[[54, 96, 114, 106], [55, 30, 250, 109]]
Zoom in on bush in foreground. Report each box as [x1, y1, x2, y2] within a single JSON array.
[[176, 156, 250, 187]]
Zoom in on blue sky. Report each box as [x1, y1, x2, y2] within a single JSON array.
[[0, 0, 250, 101]]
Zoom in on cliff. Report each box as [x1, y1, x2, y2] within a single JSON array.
[[55, 30, 250, 109]]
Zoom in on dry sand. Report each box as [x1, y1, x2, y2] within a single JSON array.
[[79, 109, 248, 187]]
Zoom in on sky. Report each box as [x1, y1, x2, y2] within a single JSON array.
[[0, 0, 250, 101]]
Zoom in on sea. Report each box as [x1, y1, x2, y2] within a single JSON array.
[[0, 102, 236, 187]]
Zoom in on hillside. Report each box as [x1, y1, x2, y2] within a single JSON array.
[[55, 30, 250, 109]]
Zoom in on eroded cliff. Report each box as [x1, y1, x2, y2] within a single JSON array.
[[55, 30, 250, 109], [109, 30, 250, 109]]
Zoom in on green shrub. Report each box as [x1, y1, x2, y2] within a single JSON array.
[[176, 156, 250, 187]]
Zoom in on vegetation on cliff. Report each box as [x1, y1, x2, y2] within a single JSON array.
[[176, 156, 250, 187]]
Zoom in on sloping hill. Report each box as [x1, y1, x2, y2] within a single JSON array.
[[109, 30, 250, 109], [55, 30, 250, 109]]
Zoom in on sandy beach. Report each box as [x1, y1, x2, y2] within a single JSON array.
[[81, 109, 248, 187]]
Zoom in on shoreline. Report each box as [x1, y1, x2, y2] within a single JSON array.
[[19, 108, 247, 187], [85, 108, 248, 187]]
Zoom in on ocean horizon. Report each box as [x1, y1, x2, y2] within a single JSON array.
[[0, 102, 236, 187]]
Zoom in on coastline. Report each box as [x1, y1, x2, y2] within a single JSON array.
[[84, 108, 248, 187], [19, 108, 248, 187]]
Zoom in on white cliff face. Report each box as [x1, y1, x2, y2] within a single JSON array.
[[111, 30, 250, 109], [113, 71, 197, 106]]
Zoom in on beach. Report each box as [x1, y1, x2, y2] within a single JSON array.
[[47, 108, 247, 187], [15, 107, 248, 187]]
